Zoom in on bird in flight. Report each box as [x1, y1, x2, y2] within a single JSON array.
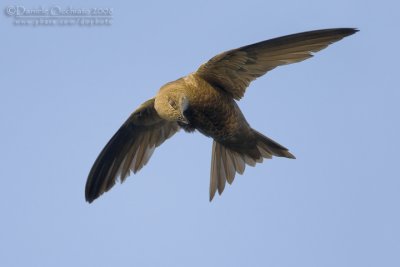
[[85, 28, 357, 203]]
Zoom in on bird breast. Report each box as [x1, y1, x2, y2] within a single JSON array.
[[182, 74, 250, 142]]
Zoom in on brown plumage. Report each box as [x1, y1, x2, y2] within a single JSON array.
[[85, 28, 358, 203]]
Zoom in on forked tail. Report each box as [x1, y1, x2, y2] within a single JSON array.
[[209, 130, 295, 201]]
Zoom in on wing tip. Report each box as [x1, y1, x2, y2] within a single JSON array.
[[86, 197, 95, 204], [85, 193, 96, 203], [85, 184, 99, 203], [284, 150, 296, 159], [337, 27, 359, 37]]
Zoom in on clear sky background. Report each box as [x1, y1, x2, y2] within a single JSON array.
[[1, 0, 399, 266]]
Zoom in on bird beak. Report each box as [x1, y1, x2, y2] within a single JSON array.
[[179, 114, 189, 124]]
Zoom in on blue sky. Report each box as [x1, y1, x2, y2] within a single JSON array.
[[1, 0, 399, 266]]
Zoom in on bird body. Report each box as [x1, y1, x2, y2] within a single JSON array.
[[85, 28, 358, 203], [156, 74, 245, 140]]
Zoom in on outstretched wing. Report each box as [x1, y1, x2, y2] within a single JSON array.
[[85, 98, 179, 203], [196, 28, 358, 100]]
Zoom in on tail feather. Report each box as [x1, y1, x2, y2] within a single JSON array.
[[253, 130, 296, 159], [209, 129, 295, 201], [210, 141, 245, 201]]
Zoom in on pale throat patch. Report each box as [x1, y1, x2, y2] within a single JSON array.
[[181, 96, 189, 112]]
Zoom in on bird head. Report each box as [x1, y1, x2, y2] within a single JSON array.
[[154, 93, 189, 124]]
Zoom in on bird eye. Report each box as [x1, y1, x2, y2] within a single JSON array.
[[168, 98, 177, 109]]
